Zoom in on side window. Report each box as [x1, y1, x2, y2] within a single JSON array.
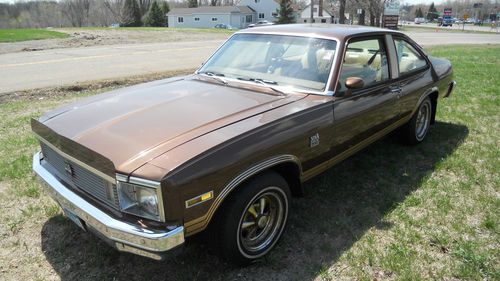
[[394, 38, 427, 75], [338, 38, 390, 92]]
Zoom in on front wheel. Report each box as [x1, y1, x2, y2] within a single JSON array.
[[214, 172, 290, 265], [400, 97, 433, 145]]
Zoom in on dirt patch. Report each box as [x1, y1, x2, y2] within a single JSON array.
[[0, 28, 232, 55], [0, 69, 195, 104]]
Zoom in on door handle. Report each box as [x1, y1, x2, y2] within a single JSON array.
[[389, 86, 402, 99], [390, 87, 402, 94]]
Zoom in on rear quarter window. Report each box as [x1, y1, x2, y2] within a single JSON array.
[[394, 38, 428, 75]]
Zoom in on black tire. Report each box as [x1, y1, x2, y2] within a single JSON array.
[[212, 171, 291, 265], [399, 97, 433, 145]]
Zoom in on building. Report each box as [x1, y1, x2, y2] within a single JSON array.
[[167, 6, 255, 29], [239, 0, 279, 23], [167, 0, 280, 29], [300, 4, 338, 23]]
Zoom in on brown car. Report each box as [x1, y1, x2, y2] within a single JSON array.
[[32, 24, 455, 264]]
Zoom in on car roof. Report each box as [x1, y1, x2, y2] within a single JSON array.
[[238, 24, 404, 41]]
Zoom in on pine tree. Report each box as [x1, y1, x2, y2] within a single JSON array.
[[427, 2, 438, 21], [160, 1, 170, 15], [121, 0, 142, 27], [276, 0, 295, 24], [160, 1, 170, 26], [415, 7, 424, 18], [145, 1, 164, 26], [188, 0, 198, 8]]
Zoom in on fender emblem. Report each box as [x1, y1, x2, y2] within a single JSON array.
[[310, 133, 320, 148]]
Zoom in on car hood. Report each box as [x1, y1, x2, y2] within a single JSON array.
[[38, 76, 305, 174]]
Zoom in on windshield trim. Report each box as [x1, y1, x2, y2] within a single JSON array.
[[195, 74, 317, 96], [196, 32, 340, 96]]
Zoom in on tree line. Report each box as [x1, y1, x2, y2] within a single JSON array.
[[405, 0, 498, 22], [0, 0, 496, 29], [0, 0, 170, 28], [0, 0, 387, 28]]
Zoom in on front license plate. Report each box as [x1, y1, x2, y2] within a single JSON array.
[[63, 208, 86, 231]]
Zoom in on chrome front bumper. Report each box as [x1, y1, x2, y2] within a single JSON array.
[[32, 152, 184, 260]]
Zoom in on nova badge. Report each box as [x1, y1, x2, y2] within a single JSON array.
[[64, 161, 74, 176], [310, 133, 320, 148]]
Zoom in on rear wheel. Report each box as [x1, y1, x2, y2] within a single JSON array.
[[214, 172, 290, 265], [400, 97, 432, 145]]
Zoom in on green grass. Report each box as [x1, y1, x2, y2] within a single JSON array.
[[0, 28, 69, 43], [61, 26, 237, 34], [0, 45, 498, 280], [400, 25, 499, 34]]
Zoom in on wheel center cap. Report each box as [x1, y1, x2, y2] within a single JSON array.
[[257, 216, 268, 228]]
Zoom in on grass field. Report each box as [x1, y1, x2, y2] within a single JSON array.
[[0, 29, 68, 43], [0, 45, 498, 280], [400, 24, 499, 34], [63, 26, 237, 33]]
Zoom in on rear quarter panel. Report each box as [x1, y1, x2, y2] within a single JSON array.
[[429, 56, 454, 98]]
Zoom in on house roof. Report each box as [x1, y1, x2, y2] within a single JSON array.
[[237, 6, 255, 14], [301, 4, 336, 17], [168, 6, 255, 15]]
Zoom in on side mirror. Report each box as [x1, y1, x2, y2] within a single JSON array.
[[345, 77, 364, 89]]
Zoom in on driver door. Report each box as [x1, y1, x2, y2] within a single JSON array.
[[330, 36, 401, 154]]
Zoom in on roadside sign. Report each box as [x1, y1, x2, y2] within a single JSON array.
[[357, 9, 363, 15], [383, 15, 399, 29], [464, 14, 469, 20], [444, 8, 452, 16], [384, 0, 400, 16]]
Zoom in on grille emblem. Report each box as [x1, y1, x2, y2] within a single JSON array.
[[64, 161, 74, 176]]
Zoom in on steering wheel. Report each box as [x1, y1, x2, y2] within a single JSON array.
[[267, 57, 283, 74]]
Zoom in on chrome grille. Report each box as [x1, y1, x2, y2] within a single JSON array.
[[40, 142, 120, 209]]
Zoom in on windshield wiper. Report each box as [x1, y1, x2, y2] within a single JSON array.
[[198, 71, 228, 85], [236, 77, 286, 96]]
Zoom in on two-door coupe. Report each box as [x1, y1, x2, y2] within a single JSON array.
[[32, 24, 455, 264]]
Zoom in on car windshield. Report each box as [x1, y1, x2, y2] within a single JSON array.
[[198, 34, 337, 92]]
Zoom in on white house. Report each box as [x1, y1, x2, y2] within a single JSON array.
[[168, 6, 256, 29], [239, 0, 279, 23], [167, 0, 281, 29], [300, 4, 338, 23]]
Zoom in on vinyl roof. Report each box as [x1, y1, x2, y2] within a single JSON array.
[[238, 24, 404, 40]]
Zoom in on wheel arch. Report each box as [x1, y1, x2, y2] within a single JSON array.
[[414, 87, 439, 125], [429, 90, 439, 125], [198, 155, 302, 234]]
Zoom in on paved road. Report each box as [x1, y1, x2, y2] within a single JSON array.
[[0, 31, 499, 94], [408, 22, 500, 33], [408, 30, 500, 46], [0, 40, 223, 93]]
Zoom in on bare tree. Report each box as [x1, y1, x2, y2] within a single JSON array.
[[104, 0, 125, 20], [338, 0, 346, 23], [62, 0, 91, 27], [137, 0, 151, 17]]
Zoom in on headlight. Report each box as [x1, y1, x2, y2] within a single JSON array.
[[117, 181, 160, 221]]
